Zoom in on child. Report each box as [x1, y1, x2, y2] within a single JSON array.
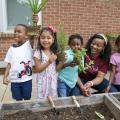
[[106, 35, 120, 92], [34, 26, 58, 99], [57, 34, 83, 97], [3, 24, 33, 100]]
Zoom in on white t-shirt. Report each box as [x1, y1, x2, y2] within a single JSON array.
[[5, 41, 33, 83]]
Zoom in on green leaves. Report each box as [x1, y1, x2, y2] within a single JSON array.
[[106, 32, 118, 41], [57, 23, 68, 53], [73, 48, 87, 72], [73, 48, 94, 72], [23, 0, 48, 14]]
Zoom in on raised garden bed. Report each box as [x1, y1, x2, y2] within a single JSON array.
[[1, 93, 120, 120]]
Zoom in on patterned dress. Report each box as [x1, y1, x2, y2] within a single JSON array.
[[34, 50, 57, 99]]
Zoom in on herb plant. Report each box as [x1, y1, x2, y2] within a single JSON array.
[[73, 48, 94, 72], [57, 23, 68, 53]]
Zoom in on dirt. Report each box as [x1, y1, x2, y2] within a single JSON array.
[[1, 103, 115, 120]]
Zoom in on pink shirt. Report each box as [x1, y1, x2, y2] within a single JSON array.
[[110, 53, 120, 85]]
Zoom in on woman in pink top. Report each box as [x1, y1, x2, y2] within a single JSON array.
[[106, 35, 120, 92]]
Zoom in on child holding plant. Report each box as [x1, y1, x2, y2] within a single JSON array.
[[57, 34, 84, 97]]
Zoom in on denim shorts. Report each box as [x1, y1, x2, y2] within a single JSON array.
[[11, 80, 32, 100], [57, 78, 81, 97]]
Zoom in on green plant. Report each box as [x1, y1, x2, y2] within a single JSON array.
[[18, 0, 48, 26], [73, 48, 86, 72], [57, 23, 68, 53], [23, 0, 48, 14], [73, 48, 94, 72], [106, 32, 118, 41]]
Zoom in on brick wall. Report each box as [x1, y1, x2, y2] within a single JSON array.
[[43, 0, 120, 40], [0, 0, 120, 61], [0, 37, 13, 61]]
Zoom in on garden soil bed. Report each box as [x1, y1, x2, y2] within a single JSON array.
[[1, 103, 115, 120]]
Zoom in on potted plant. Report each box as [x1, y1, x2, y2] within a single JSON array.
[[18, 0, 48, 26], [106, 32, 118, 52], [56, 23, 68, 61], [18, 0, 48, 48]]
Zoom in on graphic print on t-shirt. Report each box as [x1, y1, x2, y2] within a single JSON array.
[[17, 61, 32, 78]]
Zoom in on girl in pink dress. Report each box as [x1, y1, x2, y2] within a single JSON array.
[[34, 26, 58, 99]]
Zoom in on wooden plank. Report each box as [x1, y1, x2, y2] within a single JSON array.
[[2, 93, 120, 115], [1, 94, 105, 114], [104, 94, 120, 120]]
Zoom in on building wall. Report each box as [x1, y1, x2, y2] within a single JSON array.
[[43, 0, 120, 40], [0, 0, 120, 61]]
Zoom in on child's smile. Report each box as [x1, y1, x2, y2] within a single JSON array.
[[40, 31, 54, 49]]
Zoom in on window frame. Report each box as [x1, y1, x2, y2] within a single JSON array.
[[0, 0, 42, 32]]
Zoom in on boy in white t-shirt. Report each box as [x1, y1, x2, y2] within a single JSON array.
[[3, 24, 33, 100]]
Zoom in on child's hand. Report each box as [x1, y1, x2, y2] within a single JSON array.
[[3, 78, 10, 85], [49, 54, 57, 64], [56, 52, 66, 62], [69, 61, 77, 67], [73, 55, 80, 65]]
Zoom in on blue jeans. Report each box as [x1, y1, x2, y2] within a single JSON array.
[[57, 78, 80, 97], [11, 80, 32, 100], [109, 84, 119, 92], [80, 78, 117, 93]]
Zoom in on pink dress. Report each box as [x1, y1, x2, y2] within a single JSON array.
[[34, 50, 57, 99]]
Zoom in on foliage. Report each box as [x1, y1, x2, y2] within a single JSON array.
[[106, 32, 118, 41], [18, 0, 48, 14], [57, 23, 68, 53], [73, 48, 94, 72]]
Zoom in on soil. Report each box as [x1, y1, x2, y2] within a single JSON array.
[[1, 103, 115, 120]]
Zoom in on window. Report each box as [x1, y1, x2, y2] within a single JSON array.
[[0, 0, 42, 32], [7, 0, 32, 29]]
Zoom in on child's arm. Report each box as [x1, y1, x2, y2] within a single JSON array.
[[105, 64, 116, 92], [56, 62, 77, 72], [34, 54, 57, 73], [3, 63, 11, 85], [56, 61, 64, 72]]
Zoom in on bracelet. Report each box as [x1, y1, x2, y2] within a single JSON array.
[[88, 81, 94, 86]]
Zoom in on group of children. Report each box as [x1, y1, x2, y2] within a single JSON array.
[[3, 24, 120, 100]]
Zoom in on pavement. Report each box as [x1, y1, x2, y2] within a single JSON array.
[[0, 72, 110, 103], [0, 74, 37, 102]]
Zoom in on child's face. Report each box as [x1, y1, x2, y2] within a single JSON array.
[[90, 38, 105, 56], [69, 38, 82, 50], [14, 25, 27, 44], [40, 31, 54, 49]]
